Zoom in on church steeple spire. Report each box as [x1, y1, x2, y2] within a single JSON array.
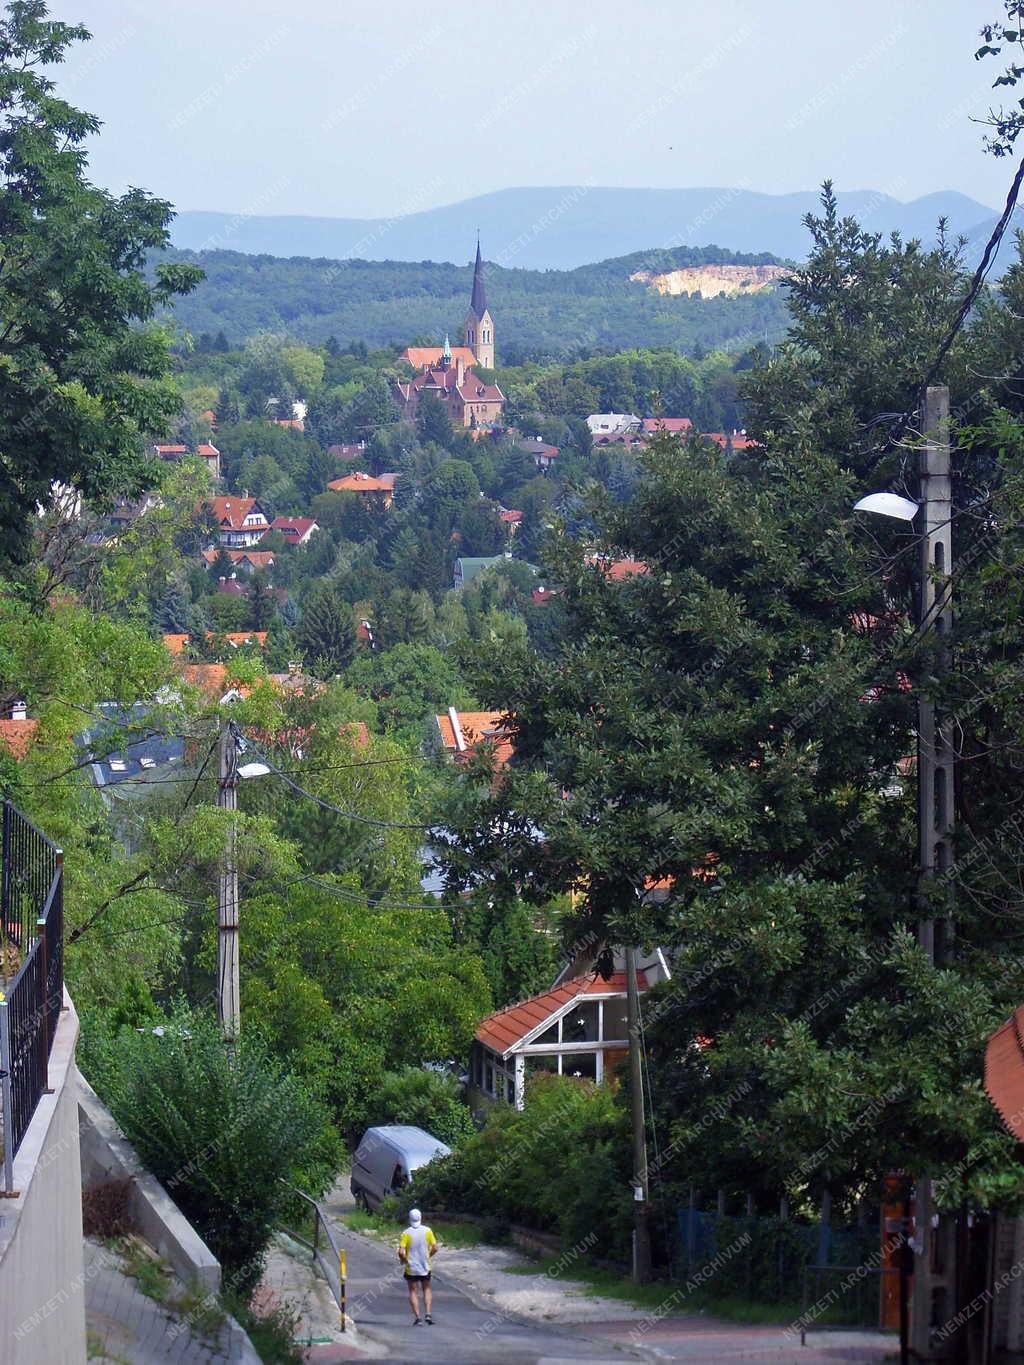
[[442, 331, 451, 365], [464, 236, 494, 369], [470, 236, 487, 317]]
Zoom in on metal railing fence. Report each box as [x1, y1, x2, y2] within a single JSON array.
[[0, 799, 64, 1193]]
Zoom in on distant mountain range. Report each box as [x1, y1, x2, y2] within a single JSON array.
[[170, 186, 1003, 272]]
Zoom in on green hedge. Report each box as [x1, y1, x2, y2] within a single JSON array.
[[403, 1074, 634, 1261]]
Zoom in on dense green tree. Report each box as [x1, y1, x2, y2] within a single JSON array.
[[416, 393, 455, 447], [347, 642, 472, 740], [0, 2, 202, 560], [296, 581, 357, 675], [248, 570, 275, 629]]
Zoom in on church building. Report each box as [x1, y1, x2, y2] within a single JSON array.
[[394, 241, 505, 428]]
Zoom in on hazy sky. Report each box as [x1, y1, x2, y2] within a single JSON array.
[[53, 0, 1010, 219]]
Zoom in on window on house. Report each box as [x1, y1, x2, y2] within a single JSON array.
[[563, 1052, 597, 1082], [534, 1020, 559, 1045], [524, 1054, 559, 1077], [602, 996, 628, 1040], [561, 1001, 598, 1044]]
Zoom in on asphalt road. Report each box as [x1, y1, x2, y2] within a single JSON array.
[[325, 1191, 644, 1365]]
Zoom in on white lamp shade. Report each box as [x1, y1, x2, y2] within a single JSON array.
[[853, 492, 919, 522], [237, 761, 271, 780]]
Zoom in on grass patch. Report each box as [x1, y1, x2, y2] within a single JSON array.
[[503, 1253, 803, 1325], [343, 1208, 482, 1248], [225, 1293, 304, 1364], [118, 1240, 173, 1304]]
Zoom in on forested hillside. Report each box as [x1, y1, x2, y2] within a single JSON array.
[[159, 243, 792, 359]]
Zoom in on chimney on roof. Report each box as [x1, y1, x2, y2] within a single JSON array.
[[447, 705, 466, 754], [456, 356, 464, 386]]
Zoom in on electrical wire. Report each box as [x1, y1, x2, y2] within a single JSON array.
[[233, 727, 435, 830]]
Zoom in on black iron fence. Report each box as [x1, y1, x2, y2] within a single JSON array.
[[0, 799, 64, 1192]]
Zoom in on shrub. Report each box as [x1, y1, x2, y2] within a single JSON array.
[[80, 1005, 342, 1294], [371, 1066, 476, 1147], [409, 1073, 633, 1261]]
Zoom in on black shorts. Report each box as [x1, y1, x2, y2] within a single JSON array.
[[405, 1272, 431, 1283]]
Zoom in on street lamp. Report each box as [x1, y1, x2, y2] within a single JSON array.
[[854, 385, 954, 1361], [217, 722, 271, 1042]]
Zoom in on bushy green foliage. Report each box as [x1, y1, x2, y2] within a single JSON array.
[[407, 1075, 632, 1260], [80, 1007, 341, 1293], [371, 1066, 476, 1147], [0, 5, 201, 561]]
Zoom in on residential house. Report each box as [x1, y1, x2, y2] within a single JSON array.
[[641, 417, 693, 437], [268, 515, 319, 546], [434, 708, 514, 770], [584, 553, 649, 582], [210, 495, 271, 547], [162, 631, 267, 657], [470, 970, 646, 1109], [586, 413, 642, 438], [704, 430, 758, 451], [200, 548, 276, 575], [196, 443, 221, 480], [327, 471, 397, 509], [499, 507, 522, 538], [150, 441, 221, 480], [513, 435, 559, 471], [327, 441, 367, 462]]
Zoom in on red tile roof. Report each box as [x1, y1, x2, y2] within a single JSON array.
[[0, 718, 39, 760], [499, 508, 523, 524], [328, 472, 397, 494], [704, 432, 758, 450], [210, 496, 269, 531], [268, 516, 318, 540], [531, 586, 558, 605], [641, 417, 693, 435], [986, 1007, 1024, 1142], [436, 710, 514, 768], [201, 549, 276, 569], [401, 345, 478, 370], [153, 443, 188, 455], [585, 554, 649, 581], [196, 443, 220, 459], [475, 971, 648, 1057]]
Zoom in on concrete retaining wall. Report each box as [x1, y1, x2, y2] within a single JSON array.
[[0, 989, 86, 1365], [77, 1069, 221, 1295]]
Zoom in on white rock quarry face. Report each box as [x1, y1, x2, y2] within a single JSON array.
[[629, 263, 792, 297]]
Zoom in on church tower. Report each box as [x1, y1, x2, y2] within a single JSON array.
[[463, 238, 494, 370]]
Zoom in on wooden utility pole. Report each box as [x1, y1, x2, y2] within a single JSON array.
[[626, 944, 652, 1283], [911, 386, 956, 1360], [216, 718, 241, 1041]]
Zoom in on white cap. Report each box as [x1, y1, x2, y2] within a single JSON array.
[[409, 1208, 422, 1226]]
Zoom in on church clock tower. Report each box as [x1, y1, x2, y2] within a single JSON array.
[[463, 238, 494, 370]]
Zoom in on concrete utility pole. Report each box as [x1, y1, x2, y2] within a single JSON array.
[[910, 386, 957, 1360], [626, 944, 652, 1283], [216, 718, 241, 1042]]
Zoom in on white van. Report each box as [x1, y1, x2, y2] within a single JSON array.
[[350, 1124, 451, 1211]]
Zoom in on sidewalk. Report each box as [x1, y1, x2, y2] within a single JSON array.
[[84, 1236, 257, 1363]]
